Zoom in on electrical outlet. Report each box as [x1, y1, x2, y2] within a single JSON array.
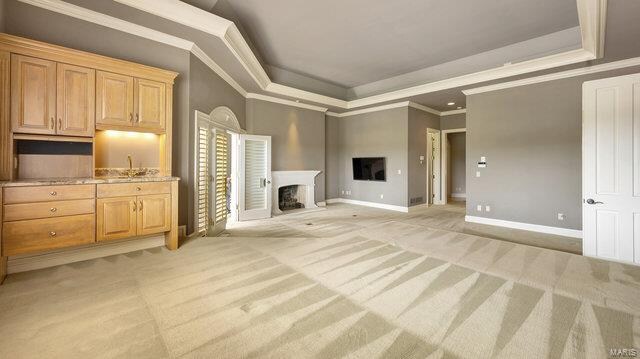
[[485, 205, 491, 212], [558, 213, 565, 221], [397, 169, 402, 175], [380, 194, 384, 199], [476, 205, 482, 212]]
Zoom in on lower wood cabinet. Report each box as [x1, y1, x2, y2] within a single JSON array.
[[3, 214, 95, 256], [97, 193, 171, 241]]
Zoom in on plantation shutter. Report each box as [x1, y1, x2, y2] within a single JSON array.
[[196, 125, 210, 236], [214, 131, 229, 224]]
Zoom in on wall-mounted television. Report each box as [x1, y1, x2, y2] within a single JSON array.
[[352, 157, 386, 181]]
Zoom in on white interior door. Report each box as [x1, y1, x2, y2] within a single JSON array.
[[239, 134, 272, 221], [583, 73, 640, 265]]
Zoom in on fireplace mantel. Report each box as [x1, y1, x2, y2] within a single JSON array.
[[271, 171, 321, 215]]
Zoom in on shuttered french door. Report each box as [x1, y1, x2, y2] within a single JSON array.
[[239, 135, 272, 221], [196, 120, 230, 236]]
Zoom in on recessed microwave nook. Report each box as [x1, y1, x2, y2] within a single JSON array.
[[352, 157, 386, 181], [16, 140, 93, 179]]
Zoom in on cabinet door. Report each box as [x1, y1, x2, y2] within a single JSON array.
[[11, 55, 56, 134], [96, 196, 137, 241], [57, 64, 95, 136], [137, 194, 171, 236], [134, 78, 165, 130], [96, 71, 134, 127]]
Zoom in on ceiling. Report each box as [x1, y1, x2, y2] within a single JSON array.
[[207, 0, 580, 88]]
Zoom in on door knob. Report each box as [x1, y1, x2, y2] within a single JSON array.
[[586, 198, 604, 205]]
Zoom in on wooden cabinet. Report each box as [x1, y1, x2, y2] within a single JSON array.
[[96, 196, 137, 242], [96, 74, 166, 132], [11, 54, 56, 135], [96, 71, 133, 127], [57, 63, 95, 136], [135, 78, 165, 130], [11, 55, 94, 137], [97, 193, 171, 241], [138, 194, 171, 236]]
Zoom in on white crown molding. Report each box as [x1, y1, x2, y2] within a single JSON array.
[[19, 0, 194, 50], [326, 101, 411, 117], [463, 56, 640, 95], [191, 44, 247, 96], [440, 109, 467, 116], [465, 215, 582, 238], [247, 93, 328, 112], [407, 102, 441, 116], [348, 48, 595, 108], [24, 0, 609, 113], [577, 0, 607, 59]]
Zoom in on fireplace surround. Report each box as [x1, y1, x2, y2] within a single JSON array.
[[271, 171, 321, 215]]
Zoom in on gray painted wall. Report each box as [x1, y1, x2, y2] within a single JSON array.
[[448, 133, 466, 196], [246, 99, 326, 202], [441, 113, 466, 130], [0, 0, 5, 32], [325, 115, 340, 199], [336, 108, 408, 207], [407, 108, 440, 206], [466, 66, 640, 230]]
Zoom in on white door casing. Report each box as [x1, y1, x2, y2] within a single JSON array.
[[239, 134, 272, 221], [583, 72, 640, 265], [426, 129, 442, 205]]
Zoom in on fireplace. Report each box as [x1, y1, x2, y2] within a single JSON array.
[[271, 170, 321, 215], [278, 185, 306, 211]]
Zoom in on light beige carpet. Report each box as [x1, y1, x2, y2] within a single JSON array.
[[0, 203, 637, 358]]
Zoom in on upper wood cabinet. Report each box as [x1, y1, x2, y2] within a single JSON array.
[[11, 55, 95, 137], [135, 79, 166, 130], [96, 73, 166, 132], [96, 71, 133, 127], [57, 63, 95, 136], [11, 54, 56, 135]]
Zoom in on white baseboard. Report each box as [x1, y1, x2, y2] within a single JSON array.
[[408, 203, 429, 212], [326, 198, 409, 213], [451, 193, 466, 199], [465, 215, 582, 238], [7, 235, 166, 274], [317, 201, 327, 207]]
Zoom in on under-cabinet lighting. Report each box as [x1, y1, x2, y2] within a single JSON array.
[[104, 130, 157, 139], [447, 102, 455, 106]]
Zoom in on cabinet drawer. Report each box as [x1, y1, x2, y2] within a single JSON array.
[[97, 182, 171, 198], [3, 199, 95, 222], [2, 214, 95, 256], [4, 185, 95, 204]]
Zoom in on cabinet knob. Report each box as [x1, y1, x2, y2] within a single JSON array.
[[49, 231, 57, 237], [136, 187, 141, 191], [139, 200, 143, 211], [50, 117, 54, 129], [58, 118, 62, 130], [50, 191, 57, 196], [133, 201, 137, 211], [135, 113, 139, 123], [130, 113, 133, 123], [50, 207, 57, 212]]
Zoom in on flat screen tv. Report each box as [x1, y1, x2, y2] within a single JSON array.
[[353, 157, 386, 181]]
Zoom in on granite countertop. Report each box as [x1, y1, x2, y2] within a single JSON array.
[[0, 176, 180, 187]]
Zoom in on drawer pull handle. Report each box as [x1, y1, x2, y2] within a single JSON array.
[[136, 186, 141, 191], [49, 231, 57, 237], [50, 207, 57, 213], [50, 191, 57, 196]]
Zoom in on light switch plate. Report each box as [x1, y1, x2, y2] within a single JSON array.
[[476, 171, 481, 177], [485, 205, 491, 212], [476, 205, 482, 212], [397, 169, 402, 175]]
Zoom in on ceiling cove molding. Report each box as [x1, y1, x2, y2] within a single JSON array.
[[440, 109, 467, 116], [326, 101, 449, 118], [577, 0, 607, 59], [19, 0, 194, 50], [191, 44, 247, 96], [247, 93, 328, 113], [462, 56, 640, 95], [347, 48, 595, 108], [25, 0, 607, 111]]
